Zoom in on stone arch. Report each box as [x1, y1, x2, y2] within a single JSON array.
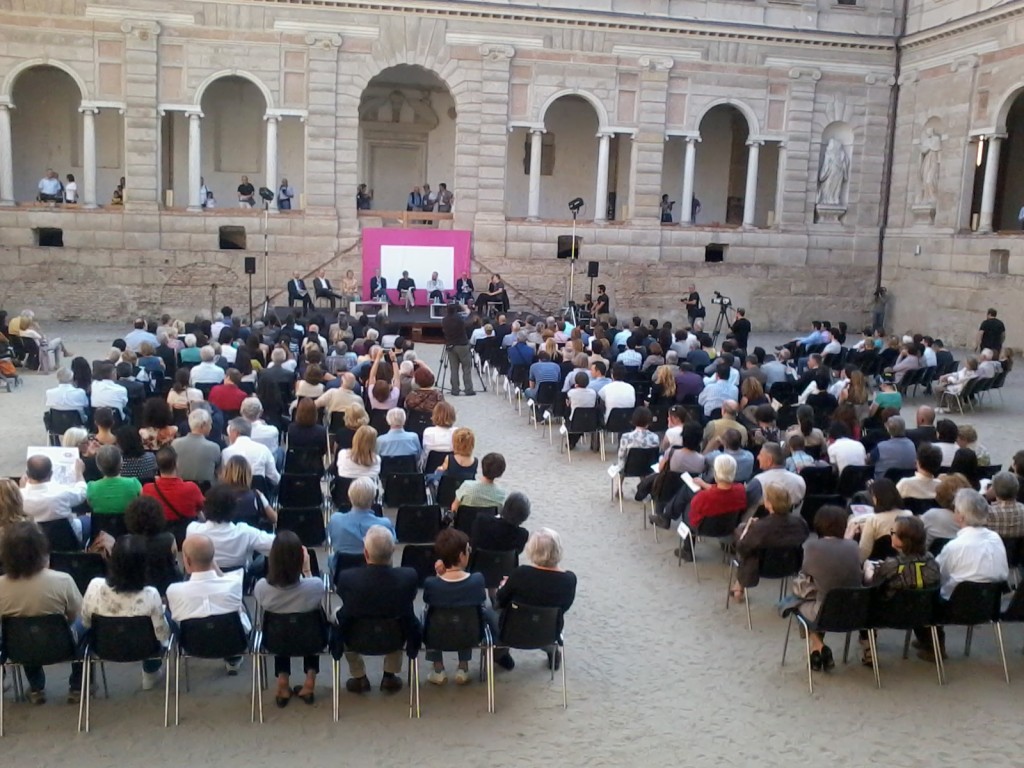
[[537, 89, 610, 132], [2, 58, 88, 102], [193, 69, 274, 111], [990, 84, 1024, 133], [693, 98, 760, 138]]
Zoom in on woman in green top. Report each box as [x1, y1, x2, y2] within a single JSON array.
[[86, 445, 142, 515], [869, 372, 902, 416]]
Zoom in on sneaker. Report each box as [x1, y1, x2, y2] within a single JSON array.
[[345, 676, 371, 694], [673, 545, 694, 562], [494, 653, 515, 671], [454, 669, 471, 686], [142, 667, 164, 691], [427, 669, 448, 686], [225, 659, 243, 676], [380, 673, 403, 693], [27, 689, 46, 706], [464, 391, 476, 397]]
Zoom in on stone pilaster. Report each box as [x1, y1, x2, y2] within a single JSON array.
[[633, 55, 673, 222], [305, 33, 342, 213], [121, 20, 162, 211], [780, 68, 821, 228]]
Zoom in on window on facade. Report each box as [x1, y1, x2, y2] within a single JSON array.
[[836, 0, 857, 5], [219, 226, 246, 250], [523, 132, 556, 176], [990, 249, 1010, 275], [705, 243, 727, 263], [34, 228, 64, 247]]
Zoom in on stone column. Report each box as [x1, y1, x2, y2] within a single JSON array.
[[527, 128, 543, 220], [0, 102, 14, 206], [978, 134, 1005, 234], [742, 140, 762, 228], [186, 110, 202, 210], [680, 136, 699, 225], [772, 142, 786, 228], [80, 107, 98, 208], [594, 132, 612, 222], [265, 114, 279, 211], [121, 20, 162, 210]]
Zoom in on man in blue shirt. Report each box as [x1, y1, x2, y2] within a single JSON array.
[[507, 331, 535, 366], [698, 363, 739, 417], [375, 408, 421, 458], [327, 477, 395, 558], [588, 360, 611, 394], [779, 321, 825, 355], [561, 353, 591, 392], [525, 350, 561, 399]]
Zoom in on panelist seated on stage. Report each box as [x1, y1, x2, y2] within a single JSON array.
[[287, 272, 314, 314], [427, 272, 449, 304], [369, 269, 388, 302], [313, 270, 344, 310], [396, 272, 416, 312], [455, 273, 475, 305]]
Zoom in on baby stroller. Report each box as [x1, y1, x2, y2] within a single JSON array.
[[0, 336, 23, 391]]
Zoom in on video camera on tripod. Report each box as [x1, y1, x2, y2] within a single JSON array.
[[711, 291, 732, 306]]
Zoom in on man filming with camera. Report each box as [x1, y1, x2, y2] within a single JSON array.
[[441, 303, 476, 396], [727, 306, 751, 351]]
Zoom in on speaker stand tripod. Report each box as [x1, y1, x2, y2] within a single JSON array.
[[561, 207, 580, 326]]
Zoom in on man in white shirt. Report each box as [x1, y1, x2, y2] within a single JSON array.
[[240, 397, 280, 454], [189, 346, 226, 386], [185, 485, 275, 570], [37, 169, 62, 202], [616, 340, 643, 368], [426, 272, 447, 304], [896, 443, 941, 500], [20, 455, 88, 542], [210, 312, 227, 343], [916, 488, 1009, 662], [124, 319, 159, 352], [825, 423, 867, 474], [45, 367, 89, 419], [744, 444, 806, 515], [222, 417, 280, 485], [613, 324, 632, 351], [598, 365, 636, 412], [90, 362, 129, 419], [166, 534, 251, 673]]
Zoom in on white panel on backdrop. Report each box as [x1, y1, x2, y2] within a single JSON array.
[[380, 246, 455, 287]]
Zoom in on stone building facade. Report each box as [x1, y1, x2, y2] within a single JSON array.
[[0, 0, 1008, 341]]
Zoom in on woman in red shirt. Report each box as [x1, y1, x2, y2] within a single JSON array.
[[679, 453, 747, 560]]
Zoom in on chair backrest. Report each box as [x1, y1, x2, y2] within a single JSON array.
[[38, 518, 83, 552], [260, 609, 328, 657], [342, 616, 407, 656], [902, 497, 933, 516], [757, 546, 804, 580], [978, 463, 1003, 480], [331, 476, 354, 511], [1001, 581, 1024, 622], [330, 424, 356, 452], [49, 551, 107, 596], [695, 511, 743, 538], [566, 406, 600, 435], [382, 473, 428, 507], [404, 411, 433, 440], [1003, 537, 1024, 569], [368, 408, 391, 435], [622, 446, 660, 480], [799, 465, 836, 496], [651, 471, 685, 503], [929, 537, 951, 556], [883, 467, 914, 484], [284, 446, 324, 476], [399, 544, 436, 587], [436, 475, 466, 509], [603, 407, 635, 434], [395, 505, 443, 543], [178, 613, 250, 659], [533, 381, 561, 407], [498, 602, 561, 649], [868, 586, 940, 630], [453, 505, 498, 535], [278, 473, 323, 508], [277, 506, 327, 548], [423, 450, 448, 475], [837, 464, 873, 499], [799, 494, 844, 528], [331, 553, 368, 590], [46, 409, 85, 437], [90, 615, 163, 662], [941, 580, 1004, 626], [0, 614, 78, 666], [470, 548, 518, 589], [868, 535, 898, 560], [423, 605, 485, 652], [380, 454, 418, 475], [812, 586, 873, 633]]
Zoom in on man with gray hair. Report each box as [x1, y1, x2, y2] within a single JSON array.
[[375, 408, 421, 458], [239, 395, 280, 454], [744, 443, 806, 515], [189, 345, 226, 385], [258, 348, 296, 387], [45, 367, 89, 420], [222, 417, 280, 485], [915, 488, 1009, 662], [868, 415, 916, 480], [170, 408, 223, 484], [988, 472, 1024, 537], [315, 371, 361, 416], [334, 524, 420, 694], [20, 453, 88, 541]]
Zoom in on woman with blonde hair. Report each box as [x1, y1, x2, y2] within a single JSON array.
[[542, 337, 559, 362], [0, 478, 29, 541], [431, 426, 478, 484], [739, 376, 767, 412], [344, 402, 370, 430], [422, 401, 457, 466], [336, 424, 381, 483], [650, 365, 676, 407], [220, 454, 276, 527]]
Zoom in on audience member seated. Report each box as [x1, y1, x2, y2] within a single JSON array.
[[167, 369, 203, 417], [868, 415, 916, 480], [254, 531, 325, 705], [675, 454, 747, 561], [896, 443, 942, 501], [421, 401, 457, 466], [223, 417, 281, 486], [295, 364, 327, 404], [328, 476, 395, 568], [914, 489, 1009, 662], [186, 484, 274, 571], [749, 405, 782, 449], [424, 528, 500, 685], [921, 473, 972, 550], [956, 424, 990, 467], [139, 399, 178, 451], [451, 452, 507, 513], [0, 522, 84, 704], [933, 419, 960, 466], [171, 409, 221, 487], [208, 369, 248, 414], [124, 496, 182, 595], [46, 367, 89, 420], [851, 479, 912, 561], [494, 528, 577, 671], [189, 346, 226, 386], [336, 425, 382, 487], [335, 525, 420, 694], [788, 505, 862, 673], [20, 454, 88, 543], [662, 421, 706, 476], [404, 367, 445, 415], [987, 471, 1024, 537], [825, 422, 867, 474], [220, 455, 277, 528], [730, 486, 809, 601], [0, 479, 30, 543], [784, 434, 821, 473], [81, 534, 172, 690], [91, 406, 118, 447], [598, 364, 636, 413], [869, 372, 902, 416], [87, 444, 142, 519], [431, 427, 478, 486], [615, 407, 660, 475], [165, 533, 249, 678], [906, 405, 938, 446], [784, 405, 824, 452], [469, 491, 531, 558], [62, 427, 100, 482], [91, 362, 129, 420], [934, 357, 978, 409], [376, 408, 421, 458], [745, 444, 807, 515], [948, 448, 981, 490], [141, 446, 205, 527], [524, 350, 561, 401], [287, 399, 328, 458], [698, 364, 739, 418], [702, 428, 754, 483]]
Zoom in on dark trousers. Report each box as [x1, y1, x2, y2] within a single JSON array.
[[317, 290, 343, 310], [24, 662, 83, 693], [291, 294, 314, 314], [447, 344, 474, 395], [274, 654, 320, 677]]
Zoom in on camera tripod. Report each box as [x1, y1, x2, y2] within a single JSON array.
[[709, 302, 732, 348], [436, 344, 488, 395]]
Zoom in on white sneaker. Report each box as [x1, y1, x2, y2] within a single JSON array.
[[225, 659, 243, 676], [142, 667, 164, 691], [454, 669, 470, 686], [427, 669, 448, 686]]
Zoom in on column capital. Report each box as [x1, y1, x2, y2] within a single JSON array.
[[263, 113, 281, 123], [685, 135, 702, 145], [185, 109, 204, 120], [638, 55, 674, 72], [305, 32, 342, 49], [745, 139, 764, 148], [120, 19, 161, 40], [596, 131, 615, 140], [78, 106, 100, 116], [480, 44, 515, 61], [0, 98, 12, 111], [986, 133, 1009, 142], [529, 127, 546, 136]]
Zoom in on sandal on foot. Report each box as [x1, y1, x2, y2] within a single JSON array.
[[275, 690, 292, 708], [293, 685, 315, 705]]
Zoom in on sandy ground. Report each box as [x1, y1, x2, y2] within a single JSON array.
[[1, 322, 1023, 765]]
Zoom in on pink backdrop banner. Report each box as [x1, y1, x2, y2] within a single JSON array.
[[362, 228, 472, 306]]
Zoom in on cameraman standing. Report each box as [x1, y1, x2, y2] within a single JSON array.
[[442, 303, 475, 396], [728, 307, 751, 351]]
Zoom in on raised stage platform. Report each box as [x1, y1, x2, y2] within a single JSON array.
[[270, 304, 447, 343]]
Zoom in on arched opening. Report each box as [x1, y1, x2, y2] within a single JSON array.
[[977, 91, 1024, 231], [693, 105, 750, 226], [11, 65, 123, 205], [358, 65, 456, 214]]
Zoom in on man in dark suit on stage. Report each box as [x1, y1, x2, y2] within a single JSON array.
[[313, 269, 343, 310], [369, 269, 388, 302], [455, 272, 475, 305], [334, 525, 420, 693], [288, 271, 314, 314]]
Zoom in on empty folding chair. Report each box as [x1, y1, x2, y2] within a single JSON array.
[[679, 511, 744, 583], [277, 507, 327, 548], [395, 505, 443, 544], [382, 473, 428, 507]]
